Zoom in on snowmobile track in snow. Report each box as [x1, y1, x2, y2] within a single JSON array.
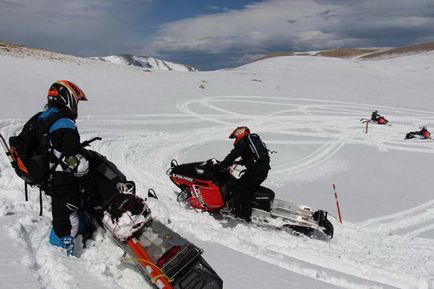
[[1, 96, 434, 289]]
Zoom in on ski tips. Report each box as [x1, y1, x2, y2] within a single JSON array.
[[148, 188, 158, 199]]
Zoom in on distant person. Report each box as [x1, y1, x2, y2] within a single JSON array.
[[371, 110, 388, 125], [371, 110, 380, 122], [406, 126, 431, 139]]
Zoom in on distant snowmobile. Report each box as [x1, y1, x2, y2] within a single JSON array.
[[167, 159, 334, 240], [405, 127, 431, 140], [361, 110, 389, 125], [0, 135, 223, 289]]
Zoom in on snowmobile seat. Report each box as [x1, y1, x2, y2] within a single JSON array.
[[170, 162, 216, 180], [252, 186, 275, 211]]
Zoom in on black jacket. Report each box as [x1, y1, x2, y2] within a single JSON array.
[[219, 134, 270, 172], [39, 107, 90, 192]]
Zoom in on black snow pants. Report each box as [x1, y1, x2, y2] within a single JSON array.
[[48, 172, 82, 238], [229, 165, 269, 220]]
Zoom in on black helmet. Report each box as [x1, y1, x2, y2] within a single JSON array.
[[47, 80, 87, 119]]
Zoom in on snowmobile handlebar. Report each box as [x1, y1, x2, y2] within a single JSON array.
[[82, 137, 102, 147], [205, 158, 219, 167]]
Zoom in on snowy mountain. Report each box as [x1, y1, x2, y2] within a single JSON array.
[[260, 41, 434, 61], [90, 55, 197, 72], [1, 45, 434, 289]]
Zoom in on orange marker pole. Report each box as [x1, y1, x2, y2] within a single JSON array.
[[333, 184, 343, 224]]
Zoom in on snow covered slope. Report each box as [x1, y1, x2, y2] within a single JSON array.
[[0, 48, 433, 289], [91, 55, 197, 72]]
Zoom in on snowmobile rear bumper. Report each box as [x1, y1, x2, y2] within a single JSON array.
[[121, 220, 223, 289]]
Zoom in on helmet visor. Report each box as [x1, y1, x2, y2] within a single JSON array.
[[229, 128, 237, 139]]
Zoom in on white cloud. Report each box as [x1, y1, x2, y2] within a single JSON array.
[[148, 0, 434, 58], [1, 0, 433, 69], [0, 0, 150, 56]]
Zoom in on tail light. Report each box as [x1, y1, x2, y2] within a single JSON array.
[[157, 245, 181, 268]]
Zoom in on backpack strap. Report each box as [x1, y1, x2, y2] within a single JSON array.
[[39, 187, 43, 216], [40, 111, 69, 134], [25, 182, 29, 202], [23, 182, 43, 216], [40, 111, 71, 175], [36, 111, 69, 194], [37, 112, 68, 216]]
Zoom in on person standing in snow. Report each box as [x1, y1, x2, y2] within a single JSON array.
[[215, 126, 270, 222], [40, 80, 91, 256]]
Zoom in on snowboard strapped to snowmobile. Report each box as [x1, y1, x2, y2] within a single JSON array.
[[167, 159, 334, 240]]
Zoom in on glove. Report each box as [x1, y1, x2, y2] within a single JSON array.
[[209, 163, 223, 172], [65, 154, 89, 177], [205, 158, 218, 168]]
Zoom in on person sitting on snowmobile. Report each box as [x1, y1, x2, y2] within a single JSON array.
[[214, 126, 270, 222], [371, 110, 380, 121], [36, 81, 149, 256], [406, 126, 431, 139], [371, 110, 388, 124]]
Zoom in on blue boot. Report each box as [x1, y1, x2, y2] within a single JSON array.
[[49, 229, 75, 256]]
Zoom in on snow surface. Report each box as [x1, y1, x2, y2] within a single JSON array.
[[0, 50, 434, 289]]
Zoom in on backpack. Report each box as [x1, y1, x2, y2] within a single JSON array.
[[9, 111, 65, 186], [246, 133, 270, 164]]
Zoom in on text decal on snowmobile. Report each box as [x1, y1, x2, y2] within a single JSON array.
[[172, 174, 194, 182], [192, 185, 207, 207]]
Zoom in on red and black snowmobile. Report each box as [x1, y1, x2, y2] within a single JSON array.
[[375, 116, 388, 125], [167, 159, 334, 240], [360, 117, 389, 125], [405, 127, 431, 140], [1, 134, 223, 289]]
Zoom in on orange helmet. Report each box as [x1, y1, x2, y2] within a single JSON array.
[[47, 80, 87, 119], [229, 126, 250, 144]]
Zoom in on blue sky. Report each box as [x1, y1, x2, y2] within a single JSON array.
[[146, 0, 253, 22], [1, 0, 434, 70]]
